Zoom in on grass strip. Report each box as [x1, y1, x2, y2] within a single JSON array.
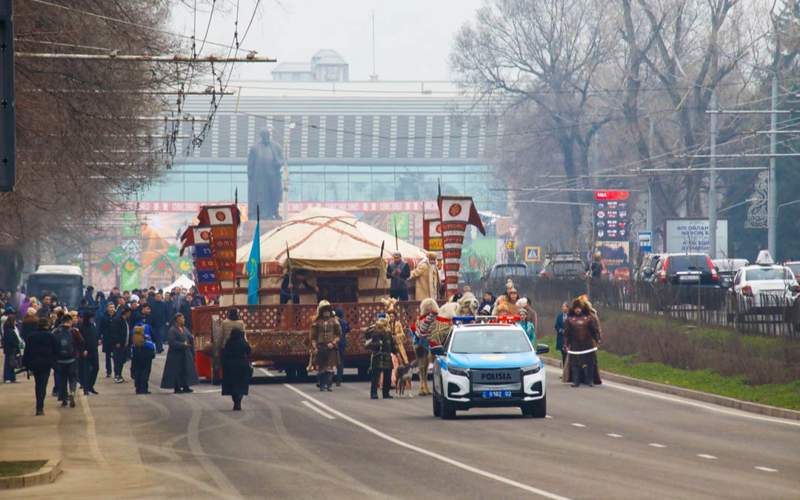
[[0, 460, 47, 478], [538, 335, 800, 410]]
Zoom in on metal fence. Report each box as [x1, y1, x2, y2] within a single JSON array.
[[516, 279, 800, 338]]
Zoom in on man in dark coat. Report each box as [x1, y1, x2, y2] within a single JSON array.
[[98, 302, 115, 377], [2, 307, 20, 383], [221, 328, 252, 410], [22, 317, 58, 416], [179, 294, 193, 330], [148, 292, 168, 353], [53, 315, 85, 408], [366, 317, 396, 400], [78, 311, 100, 395], [386, 252, 411, 301], [563, 295, 603, 387], [108, 306, 131, 383], [160, 313, 198, 393]]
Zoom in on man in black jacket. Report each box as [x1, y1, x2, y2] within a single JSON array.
[[148, 292, 168, 353], [78, 310, 100, 395], [109, 307, 131, 383], [386, 252, 411, 301], [22, 318, 58, 416]]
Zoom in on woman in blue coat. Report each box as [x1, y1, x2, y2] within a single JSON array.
[[554, 302, 569, 366]]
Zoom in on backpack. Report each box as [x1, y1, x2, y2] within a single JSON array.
[[132, 326, 145, 347], [55, 328, 75, 360]]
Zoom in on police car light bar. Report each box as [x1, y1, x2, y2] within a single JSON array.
[[452, 315, 522, 325]]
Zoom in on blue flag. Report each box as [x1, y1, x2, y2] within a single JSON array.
[[247, 220, 261, 305]]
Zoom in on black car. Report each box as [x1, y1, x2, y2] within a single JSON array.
[[652, 253, 723, 309]]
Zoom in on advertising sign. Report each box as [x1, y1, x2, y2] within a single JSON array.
[[422, 218, 442, 251], [594, 190, 630, 242], [665, 219, 728, 258]]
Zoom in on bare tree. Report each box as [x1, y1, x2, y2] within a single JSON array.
[[451, 0, 615, 233]]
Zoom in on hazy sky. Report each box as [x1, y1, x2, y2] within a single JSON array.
[[170, 0, 483, 81]]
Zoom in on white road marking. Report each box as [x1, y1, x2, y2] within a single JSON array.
[[301, 400, 336, 420], [754, 466, 778, 473], [545, 415, 553, 419], [697, 454, 717, 460], [606, 433, 623, 438], [648, 443, 667, 448], [571, 423, 586, 428], [258, 367, 276, 378], [284, 384, 572, 500], [192, 389, 221, 394], [79, 393, 110, 468]]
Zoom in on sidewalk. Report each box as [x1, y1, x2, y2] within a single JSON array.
[[0, 370, 163, 498]]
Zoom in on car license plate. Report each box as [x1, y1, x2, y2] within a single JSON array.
[[482, 390, 512, 399], [679, 275, 700, 282]]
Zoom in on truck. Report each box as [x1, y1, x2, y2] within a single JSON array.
[[26, 265, 84, 309]]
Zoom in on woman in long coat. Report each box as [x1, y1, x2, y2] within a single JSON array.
[[309, 300, 341, 392], [563, 295, 603, 387], [160, 313, 198, 393], [221, 328, 252, 411]]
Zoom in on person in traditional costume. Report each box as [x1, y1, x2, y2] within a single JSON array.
[[365, 317, 396, 400], [413, 298, 452, 396], [409, 252, 441, 301], [309, 300, 341, 392], [563, 295, 603, 387]]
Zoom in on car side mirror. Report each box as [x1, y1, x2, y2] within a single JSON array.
[[536, 344, 550, 355], [430, 345, 445, 356]]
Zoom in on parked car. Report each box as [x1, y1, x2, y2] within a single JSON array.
[[480, 263, 534, 295], [784, 261, 800, 282], [539, 253, 585, 280], [729, 251, 799, 316], [652, 253, 722, 309], [713, 258, 749, 289], [431, 319, 549, 419]]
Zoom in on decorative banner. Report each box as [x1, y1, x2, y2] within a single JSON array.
[[120, 258, 140, 291], [423, 218, 443, 251], [181, 204, 240, 299], [96, 257, 115, 275], [746, 171, 768, 228], [166, 245, 180, 263], [437, 195, 486, 297], [107, 246, 126, 265], [198, 204, 240, 226], [178, 257, 193, 273], [390, 213, 410, 240]]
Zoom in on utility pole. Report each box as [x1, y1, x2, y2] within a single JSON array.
[[709, 91, 718, 258], [768, 74, 778, 257], [0, 0, 15, 192], [646, 120, 654, 233]]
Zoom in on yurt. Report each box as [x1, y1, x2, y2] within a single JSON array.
[[228, 207, 427, 305]]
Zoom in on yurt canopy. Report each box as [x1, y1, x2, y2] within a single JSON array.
[[236, 207, 427, 272], [164, 274, 195, 293]]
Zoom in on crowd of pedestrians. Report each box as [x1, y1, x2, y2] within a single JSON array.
[[0, 286, 236, 416]]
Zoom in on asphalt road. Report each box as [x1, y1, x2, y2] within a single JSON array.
[[13, 358, 800, 499]]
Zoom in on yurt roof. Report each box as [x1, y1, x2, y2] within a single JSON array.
[[236, 207, 427, 272]]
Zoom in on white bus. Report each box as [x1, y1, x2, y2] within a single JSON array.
[[27, 265, 84, 309]]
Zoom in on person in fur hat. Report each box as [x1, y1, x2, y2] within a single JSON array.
[[409, 252, 441, 301], [309, 300, 341, 392], [563, 295, 603, 387], [413, 298, 452, 396]]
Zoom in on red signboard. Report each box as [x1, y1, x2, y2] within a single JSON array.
[[594, 190, 630, 201]]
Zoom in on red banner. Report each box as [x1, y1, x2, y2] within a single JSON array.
[[438, 195, 485, 297]]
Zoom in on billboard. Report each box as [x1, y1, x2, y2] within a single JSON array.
[[665, 219, 728, 258], [594, 190, 630, 242]]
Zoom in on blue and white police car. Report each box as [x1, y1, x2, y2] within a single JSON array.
[[431, 317, 549, 419]]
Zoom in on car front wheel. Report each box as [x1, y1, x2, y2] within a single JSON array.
[[522, 395, 546, 418], [432, 391, 441, 417], [438, 377, 456, 419]]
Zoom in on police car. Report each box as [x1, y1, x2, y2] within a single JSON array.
[[431, 317, 549, 419]]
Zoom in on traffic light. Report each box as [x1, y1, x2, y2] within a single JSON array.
[[0, 1, 15, 192]]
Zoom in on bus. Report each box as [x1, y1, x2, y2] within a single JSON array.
[[27, 265, 84, 309]]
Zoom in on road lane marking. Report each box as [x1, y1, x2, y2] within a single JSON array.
[[571, 423, 586, 428], [284, 384, 572, 500], [302, 400, 336, 420], [259, 368, 276, 377], [606, 433, 623, 438], [648, 443, 667, 448], [544, 366, 800, 428], [79, 392, 110, 468], [545, 415, 552, 419], [697, 454, 717, 460], [754, 466, 778, 473]]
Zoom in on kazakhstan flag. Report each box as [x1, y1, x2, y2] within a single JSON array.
[[247, 220, 261, 305]]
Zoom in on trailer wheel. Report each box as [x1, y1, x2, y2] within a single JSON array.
[[357, 366, 369, 380]]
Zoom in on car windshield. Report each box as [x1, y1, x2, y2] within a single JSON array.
[[787, 263, 800, 276], [669, 255, 710, 272], [493, 266, 527, 277], [450, 328, 531, 354], [745, 268, 793, 281], [27, 274, 83, 308]]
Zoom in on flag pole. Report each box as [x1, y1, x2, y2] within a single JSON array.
[[373, 240, 385, 302]]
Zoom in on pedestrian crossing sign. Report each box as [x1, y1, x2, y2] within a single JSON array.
[[524, 246, 542, 263]]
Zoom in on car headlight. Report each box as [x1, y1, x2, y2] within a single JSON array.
[[447, 366, 469, 377], [522, 364, 541, 376]]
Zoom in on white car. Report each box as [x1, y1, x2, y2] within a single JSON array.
[[431, 319, 549, 419], [731, 253, 799, 314]]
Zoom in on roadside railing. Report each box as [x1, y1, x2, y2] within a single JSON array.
[[516, 279, 800, 338]]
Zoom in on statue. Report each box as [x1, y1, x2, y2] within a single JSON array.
[[247, 128, 285, 220]]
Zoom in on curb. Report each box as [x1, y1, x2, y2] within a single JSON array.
[[541, 357, 800, 421], [0, 459, 62, 490]]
